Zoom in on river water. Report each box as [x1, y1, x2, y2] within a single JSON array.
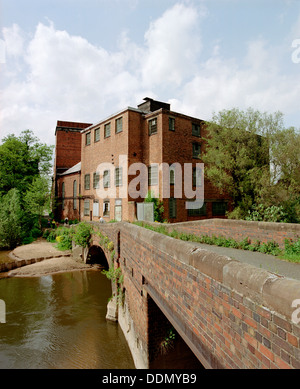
[[0, 270, 135, 369]]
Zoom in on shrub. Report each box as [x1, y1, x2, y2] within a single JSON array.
[[258, 240, 281, 256], [285, 238, 300, 256], [73, 222, 93, 248], [246, 204, 289, 223]]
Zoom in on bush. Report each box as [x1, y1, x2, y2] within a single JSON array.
[[44, 226, 73, 250], [73, 222, 93, 248], [258, 240, 281, 256], [285, 238, 300, 256], [246, 204, 289, 223]]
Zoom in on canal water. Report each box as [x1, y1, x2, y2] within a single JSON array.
[[0, 270, 135, 369]]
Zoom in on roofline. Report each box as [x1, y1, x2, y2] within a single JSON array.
[[80, 105, 206, 134], [81, 106, 145, 133]]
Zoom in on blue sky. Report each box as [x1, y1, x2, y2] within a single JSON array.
[[1, 0, 300, 145]]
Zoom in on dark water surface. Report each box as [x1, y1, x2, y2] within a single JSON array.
[[0, 270, 135, 369]]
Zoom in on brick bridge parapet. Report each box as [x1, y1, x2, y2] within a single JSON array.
[[73, 220, 300, 369]]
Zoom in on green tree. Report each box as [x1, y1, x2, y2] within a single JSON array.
[[0, 130, 54, 196], [255, 126, 300, 222], [24, 176, 51, 229], [0, 189, 22, 249], [202, 108, 285, 218], [0, 130, 54, 246]]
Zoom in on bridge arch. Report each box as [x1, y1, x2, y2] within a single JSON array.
[[86, 244, 109, 270]]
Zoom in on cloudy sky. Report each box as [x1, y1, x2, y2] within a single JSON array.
[[1, 0, 300, 145]]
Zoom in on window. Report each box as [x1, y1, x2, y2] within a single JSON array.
[[104, 123, 111, 138], [86, 132, 91, 145], [84, 199, 90, 216], [192, 143, 201, 159], [62, 182, 65, 210], [73, 180, 77, 210], [93, 172, 100, 189], [103, 200, 110, 217], [169, 198, 177, 219], [187, 202, 206, 217], [192, 123, 201, 137], [170, 167, 175, 185], [148, 118, 157, 135], [94, 128, 100, 142], [115, 167, 123, 187], [116, 117, 123, 133], [84, 174, 90, 190], [212, 202, 227, 216], [148, 165, 158, 186], [169, 117, 175, 131], [103, 170, 110, 188]]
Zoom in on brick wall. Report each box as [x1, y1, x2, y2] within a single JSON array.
[[56, 172, 81, 221], [55, 121, 91, 173], [153, 218, 300, 248], [58, 107, 232, 225], [88, 221, 300, 369]]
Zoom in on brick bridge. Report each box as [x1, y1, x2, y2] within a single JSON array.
[[72, 219, 300, 369]]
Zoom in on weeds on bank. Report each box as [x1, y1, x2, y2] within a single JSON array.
[[43, 222, 94, 251], [133, 221, 300, 263]]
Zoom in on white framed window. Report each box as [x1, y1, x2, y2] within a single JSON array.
[[115, 167, 123, 187], [103, 170, 110, 188], [86, 132, 91, 145], [148, 118, 157, 135], [104, 123, 111, 138], [93, 172, 100, 189], [84, 174, 90, 190], [94, 128, 100, 142], [116, 117, 123, 133], [84, 199, 90, 216], [148, 165, 158, 186]]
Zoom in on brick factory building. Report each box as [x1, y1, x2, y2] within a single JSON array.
[[53, 98, 232, 223]]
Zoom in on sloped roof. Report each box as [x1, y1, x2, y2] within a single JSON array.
[[60, 162, 81, 176]]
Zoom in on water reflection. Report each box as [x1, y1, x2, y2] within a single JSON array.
[[0, 270, 135, 369]]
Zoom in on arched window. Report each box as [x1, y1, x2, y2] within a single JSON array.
[[62, 182, 65, 210], [73, 180, 77, 210]]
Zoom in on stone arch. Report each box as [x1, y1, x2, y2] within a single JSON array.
[[86, 244, 109, 269]]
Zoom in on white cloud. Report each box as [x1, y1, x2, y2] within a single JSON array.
[[1, 2, 300, 148], [141, 3, 204, 87], [2, 24, 25, 58]]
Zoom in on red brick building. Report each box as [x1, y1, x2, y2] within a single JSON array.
[[54, 98, 232, 223]]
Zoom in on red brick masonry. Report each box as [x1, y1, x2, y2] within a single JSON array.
[[156, 218, 300, 249], [85, 220, 300, 369]]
